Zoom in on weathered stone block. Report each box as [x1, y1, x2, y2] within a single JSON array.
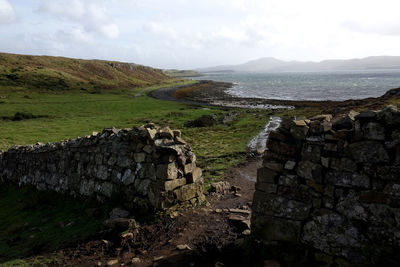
[[296, 161, 322, 182], [156, 162, 178, 180], [325, 170, 370, 189], [253, 191, 311, 220], [323, 143, 337, 152], [263, 161, 284, 172], [302, 144, 322, 162], [269, 131, 287, 142], [290, 123, 309, 140], [255, 182, 277, 194], [267, 139, 297, 156], [330, 157, 357, 172], [251, 215, 302, 242], [174, 183, 202, 201], [278, 174, 300, 187], [187, 167, 202, 184], [383, 183, 400, 197], [362, 122, 385, 141], [133, 153, 146, 163], [284, 160, 296, 170], [257, 167, 277, 184], [164, 178, 186, 191], [210, 181, 230, 194], [302, 210, 366, 261], [143, 145, 153, 154], [349, 141, 389, 163], [264, 151, 290, 162]]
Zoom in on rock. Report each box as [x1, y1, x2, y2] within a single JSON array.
[[256, 182, 277, 194], [164, 178, 186, 191], [174, 183, 202, 201], [215, 208, 222, 213], [251, 215, 302, 242], [109, 207, 130, 219], [176, 244, 191, 250], [107, 259, 119, 266], [325, 170, 370, 189], [153, 256, 165, 262], [210, 181, 230, 194], [302, 211, 366, 262], [156, 162, 178, 179], [187, 167, 202, 183], [296, 161, 322, 182], [290, 121, 309, 140], [156, 126, 174, 139], [330, 158, 357, 172], [131, 258, 142, 267], [257, 168, 277, 184], [228, 214, 250, 231], [242, 229, 251, 235], [284, 160, 296, 170], [122, 232, 134, 239], [332, 111, 359, 131], [362, 122, 385, 141], [185, 114, 219, 127], [229, 208, 251, 215], [267, 139, 297, 156], [379, 105, 400, 125], [143, 145, 153, 154], [301, 144, 322, 162], [264, 161, 284, 172], [349, 141, 389, 163], [253, 191, 311, 220], [278, 174, 299, 187], [355, 110, 378, 120], [104, 218, 136, 232]]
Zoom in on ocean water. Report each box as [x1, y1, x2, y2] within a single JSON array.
[[195, 70, 400, 101]]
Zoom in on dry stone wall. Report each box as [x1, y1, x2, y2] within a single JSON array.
[[0, 124, 204, 212], [252, 105, 400, 265]]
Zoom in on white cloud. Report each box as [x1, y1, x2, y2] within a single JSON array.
[[0, 0, 16, 24], [38, 0, 119, 39]]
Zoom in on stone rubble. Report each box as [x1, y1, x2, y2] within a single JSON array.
[[0, 124, 205, 212], [252, 105, 400, 265]]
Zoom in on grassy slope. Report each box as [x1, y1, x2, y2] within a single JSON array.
[[0, 53, 270, 263], [163, 69, 201, 77], [0, 52, 171, 93]]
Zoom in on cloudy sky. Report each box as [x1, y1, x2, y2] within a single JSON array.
[[1, 0, 400, 69]]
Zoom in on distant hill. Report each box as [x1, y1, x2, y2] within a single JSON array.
[[163, 69, 202, 78], [0, 52, 170, 92], [197, 56, 400, 73]]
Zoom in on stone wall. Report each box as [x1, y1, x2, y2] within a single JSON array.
[[252, 105, 400, 265], [0, 124, 204, 212]]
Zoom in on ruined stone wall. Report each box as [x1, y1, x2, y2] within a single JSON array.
[[0, 124, 204, 212], [252, 105, 400, 265]]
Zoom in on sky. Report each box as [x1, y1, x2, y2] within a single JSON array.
[[1, 0, 400, 69]]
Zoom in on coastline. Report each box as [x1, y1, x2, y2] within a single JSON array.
[[149, 79, 400, 113]]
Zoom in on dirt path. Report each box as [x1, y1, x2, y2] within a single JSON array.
[[36, 159, 261, 266]]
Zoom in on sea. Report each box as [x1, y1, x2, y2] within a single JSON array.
[[194, 70, 400, 101]]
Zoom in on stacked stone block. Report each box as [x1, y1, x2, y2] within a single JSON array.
[[252, 105, 400, 264], [0, 124, 204, 212]]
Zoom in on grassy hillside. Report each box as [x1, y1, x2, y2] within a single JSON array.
[[0, 52, 171, 93], [163, 69, 202, 77]]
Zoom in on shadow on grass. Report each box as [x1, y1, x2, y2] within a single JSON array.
[[0, 184, 111, 264]]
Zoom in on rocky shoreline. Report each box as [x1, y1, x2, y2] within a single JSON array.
[[150, 80, 400, 114]]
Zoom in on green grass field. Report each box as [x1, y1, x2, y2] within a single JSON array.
[[0, 84, 269, 263]]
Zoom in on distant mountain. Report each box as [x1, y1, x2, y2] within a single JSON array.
[[197, 56, 400, 73]]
